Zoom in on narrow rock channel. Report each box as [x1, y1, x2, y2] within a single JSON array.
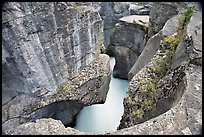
[[74, 57, 129, 133]]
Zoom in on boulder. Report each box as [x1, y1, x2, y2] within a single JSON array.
[[108, 15, 149, 79]]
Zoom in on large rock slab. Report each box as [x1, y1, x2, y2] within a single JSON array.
[[5, 64, 202, 135], [2, 2, 108, 133], [109, 65, 202, 135]]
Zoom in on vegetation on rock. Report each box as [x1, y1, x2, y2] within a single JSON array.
[[57, 83, 74, 94], [127, 6, 194, 120]]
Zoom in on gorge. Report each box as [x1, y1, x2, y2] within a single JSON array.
[[2, 2, 202, 135], [75, 57, 129, 133]]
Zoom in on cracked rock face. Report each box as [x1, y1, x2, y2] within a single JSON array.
[[2, 53, 111, 134], [2, 2, 104, 96]]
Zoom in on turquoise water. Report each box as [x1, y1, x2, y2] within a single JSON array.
[[74, 57, 129, 133]]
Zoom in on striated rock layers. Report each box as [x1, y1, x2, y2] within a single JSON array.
[[2, 2, 111, 134], [118, 8, 202, 134], [108, 15, 149, 79], [2, 2, 104, 95]]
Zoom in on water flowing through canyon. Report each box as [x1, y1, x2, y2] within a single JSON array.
[[74, 57, 129, 133]]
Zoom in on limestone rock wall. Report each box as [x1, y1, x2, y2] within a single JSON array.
[[2, 2, 110, 134], [2, 2, 104, 96], [128, 13, 180, 80]]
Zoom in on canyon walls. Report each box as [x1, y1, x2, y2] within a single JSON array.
[[2, 2, 104, 95], [2, 2, 111, 134]]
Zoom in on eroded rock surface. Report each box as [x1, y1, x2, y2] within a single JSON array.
[[148, 2, 178, 38], [2, 2, 110, 134], [2, 53, 111, 133], [5, 63, 202, 135], [118, 9, 202, 133]]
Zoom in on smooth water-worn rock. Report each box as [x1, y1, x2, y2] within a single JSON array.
[[108, 15, 149, 79], [74, 57, 129, 133], [2, 53, 111, 133], [5, 63, 202, 135]]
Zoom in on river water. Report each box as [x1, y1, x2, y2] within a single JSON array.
[[74, 57, 129, 133]]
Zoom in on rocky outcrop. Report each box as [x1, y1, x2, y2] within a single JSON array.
[[5, 63, 202, 135], [109, 64, 202, 135], [129, 3, 152, 15], [108, 15, 149, 79], [2, 2, 202, 135], [147, 2, 201, 39], [2, 53, 111, 133], [118, 8, 202, 132], [128, 13, 180, 80], [2, 2, 111, 134], [171, 11, 202, 69], [99, 2, 153, 52]]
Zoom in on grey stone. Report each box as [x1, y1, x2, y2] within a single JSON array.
[[109, 64, 202, 135], [108, 15, 149, 79], [129, 4, 151, 15], [148, 2, 178, 38], [2, 2, 104, 97], [128, 14, 179, 80], [99, 2, 130, 50], [2, 2, 110, 134], [171, 11, 202, 69]]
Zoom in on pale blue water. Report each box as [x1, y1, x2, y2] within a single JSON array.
[[74, 57, 129, 133]]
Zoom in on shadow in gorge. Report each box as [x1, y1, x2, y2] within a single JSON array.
[[24, 100, 84, 128]]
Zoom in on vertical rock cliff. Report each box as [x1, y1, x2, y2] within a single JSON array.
[[2, 2, 112, 134], [2, 2, 104, 95]]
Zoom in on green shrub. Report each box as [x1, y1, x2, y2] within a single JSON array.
[[132, 109, 144, 118], [57, 84, 72, 94]]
